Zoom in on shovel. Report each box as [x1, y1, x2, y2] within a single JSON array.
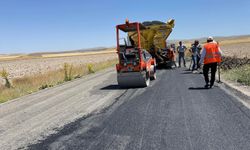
[[217, 63, 222, 83]]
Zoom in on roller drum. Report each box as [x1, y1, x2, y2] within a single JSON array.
[[117, 71, 150, 87]]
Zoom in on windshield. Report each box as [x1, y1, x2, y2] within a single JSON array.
[[118, 30, 135, 47]]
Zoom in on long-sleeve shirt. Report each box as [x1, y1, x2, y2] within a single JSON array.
[[199, 42, 223, 64], [190, 44, 202, 57], [177, 45, 187, 53]]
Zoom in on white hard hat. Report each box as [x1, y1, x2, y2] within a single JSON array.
[[207, 36, 214, 41]]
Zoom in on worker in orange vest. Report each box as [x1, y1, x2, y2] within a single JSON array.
[[199, 36, 222, 89], [170, 44, 177, 68]]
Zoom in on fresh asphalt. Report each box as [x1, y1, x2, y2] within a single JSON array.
[[29, 68, 250, 150]]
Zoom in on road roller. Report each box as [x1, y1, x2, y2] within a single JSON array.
[[115, 19, 175, 87], [116, 20, 157, 87]]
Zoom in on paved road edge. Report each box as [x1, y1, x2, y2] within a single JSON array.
[[219, 79, 250, 109]]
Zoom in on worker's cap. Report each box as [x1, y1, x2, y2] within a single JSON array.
[[207, 36, 214, 41], [194, 40, 199, 44]]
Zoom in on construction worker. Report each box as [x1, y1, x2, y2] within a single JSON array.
[[196, 41, 202, 70], [177, 41, 187, 67], [189, 40, 202, 71], [199, 36, 222, 88], [170, 44, 177, 68]]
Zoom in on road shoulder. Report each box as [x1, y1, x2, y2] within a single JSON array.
[[0, 67, 126, 150], [219, 78, 250, 109]]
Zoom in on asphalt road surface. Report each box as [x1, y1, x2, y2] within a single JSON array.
[[1, 67, 250, 150], [29, 68, 250, 150]]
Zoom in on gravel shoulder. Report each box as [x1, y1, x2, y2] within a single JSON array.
[[219, 78, 250, 108], [0, 67, 125, 150]]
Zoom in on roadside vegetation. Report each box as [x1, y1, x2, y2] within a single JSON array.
[[220, 56, 250, 86], [0, 59, 117, 103], [222, 64, 250, 86], [0, 68, 11, 88]]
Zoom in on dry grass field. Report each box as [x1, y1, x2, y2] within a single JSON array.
[[220, 43, 250, 58], [0, 55, 23, 60], [41, 49, 115, 58], [0, 48, 118, 102], [0, 48, 116, 61], [0, 49, 116, 83], [218, 36, 250, 46], [0, 59, 118, 103]]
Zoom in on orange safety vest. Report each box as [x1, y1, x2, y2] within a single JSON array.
[[203, 42, 221, 64], [167, 49, 175, 61]]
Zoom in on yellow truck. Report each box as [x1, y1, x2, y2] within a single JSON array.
[[128, 19, 175, 67]]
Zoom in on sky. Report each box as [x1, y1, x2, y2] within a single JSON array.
[[0, 0, 250, 54]]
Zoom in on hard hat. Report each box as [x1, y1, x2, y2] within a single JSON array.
[[207, 36, 214, 41]]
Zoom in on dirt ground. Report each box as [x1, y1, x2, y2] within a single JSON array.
[[221, 42, 250, 58], [0, 52, 117, 84]]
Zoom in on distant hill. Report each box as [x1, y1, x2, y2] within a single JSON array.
[[27, 47, 112, 57], [0, 47, 114, 56]]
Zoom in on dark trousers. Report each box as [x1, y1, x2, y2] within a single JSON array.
[[191, 55, 197, 71], [203, 62, 217, 86], [178, 52, 186, 67], [197, 55, 201, 69]]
